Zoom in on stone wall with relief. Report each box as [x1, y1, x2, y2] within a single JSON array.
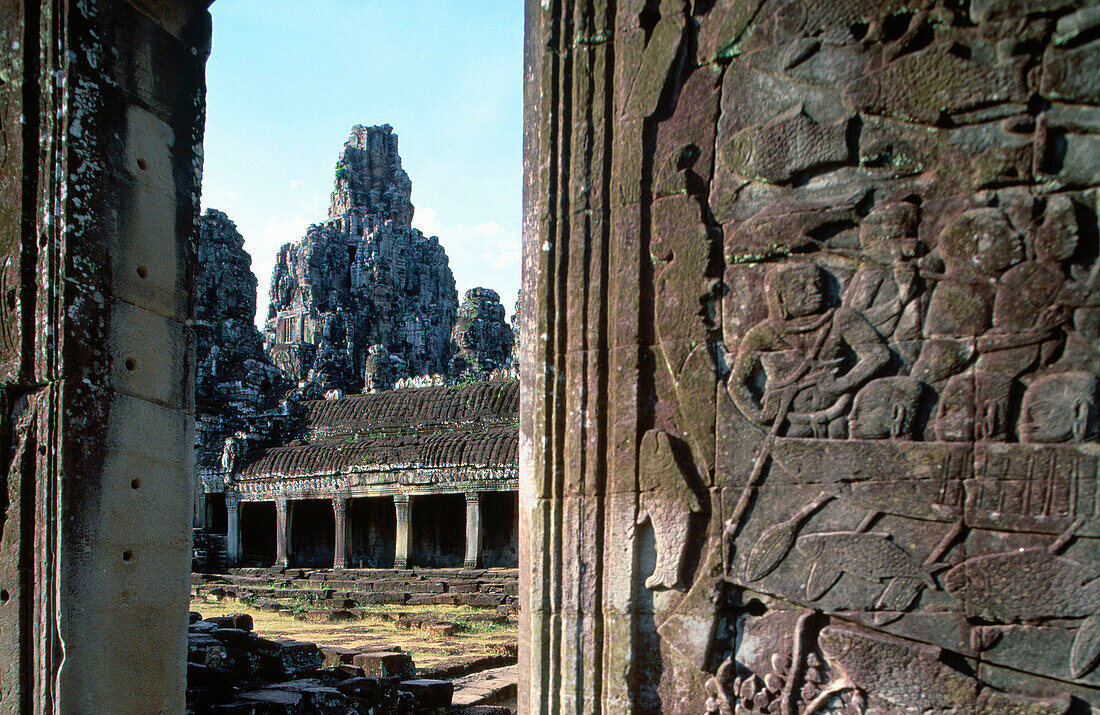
[[521, 0, 1100, 712]]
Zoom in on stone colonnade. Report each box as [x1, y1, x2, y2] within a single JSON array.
[[225, 491, 488, 570]]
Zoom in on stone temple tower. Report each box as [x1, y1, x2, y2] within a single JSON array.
[[264, 125, 459, 392]]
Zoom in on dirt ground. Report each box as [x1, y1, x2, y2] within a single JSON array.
[[190, 596, 517, 671]]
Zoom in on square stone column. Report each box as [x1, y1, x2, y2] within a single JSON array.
[[225, 491, 241, 567], [333, 497, 348, 569], [464, 492, 483, 569], [275, 498, 291, 569], [394, 494, 412, 570], [0, 3, 211, 708]]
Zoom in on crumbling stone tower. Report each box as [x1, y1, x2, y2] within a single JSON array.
[[264, 125, 459, 392], [450, 287, 516, 380], [194, 210, 284, 510]]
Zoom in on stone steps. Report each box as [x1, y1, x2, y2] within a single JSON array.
[[192, 568, 520, 611]]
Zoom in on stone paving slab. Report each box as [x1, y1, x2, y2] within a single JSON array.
[[450, 665, 517, 707]]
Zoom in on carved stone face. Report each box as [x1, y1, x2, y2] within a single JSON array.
[[848, 377, 922, 439], [1019, 372, 1098, 443], [767, 263, 826, 320], [935, 372, 1013, 442]]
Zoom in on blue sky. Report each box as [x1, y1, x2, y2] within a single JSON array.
[[201, 2, 524, 327]]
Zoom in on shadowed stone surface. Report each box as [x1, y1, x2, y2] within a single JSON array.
[[521, 0, 1100, 712], [195, 209, 291, 515]]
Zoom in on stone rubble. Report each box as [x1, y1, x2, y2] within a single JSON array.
[[186, 610, 460, 713]]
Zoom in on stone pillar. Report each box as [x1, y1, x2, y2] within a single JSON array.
[[275, 498, 291, 569], [522, 0, 1100, 711], [464, 492, 483, 569], [0, 2, 210, 709], [333, 497, 348, 570], [225, 491, 242, 567], [393, 494, 412, 570]]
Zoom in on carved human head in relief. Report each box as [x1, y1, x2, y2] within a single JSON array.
[[848, 376, 923, 440], [934, 372, 1014, 442], [765, 263, 828, 321], [937, 208, 1023, 275], [1019, 372, 1098, 443], [859, 202, 919, 260]]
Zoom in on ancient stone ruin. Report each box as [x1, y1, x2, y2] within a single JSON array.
[[194, 209, 292, 535], [264, 124, 461, 393], [450, 287, 517, 382], [3, 1, 1099, 712], [192, 125, 520, 580], [220, 380, 519, 572]]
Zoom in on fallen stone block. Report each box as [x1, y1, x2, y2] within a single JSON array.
[[458, 593, 504, 608], [205, 613, 254, 631], [336, 675, 399, 705], [189, 620, 218, 633], [186, 662, 241, 695], [187, 634, 229, 668], [271, 640, 322, 677], [352, 651, 415, 679], [267, 678, 357, 710], [319, 645, 361, 668], [238, 687, 304, 710], [398, 678, 454, 709], [210, 627, 256, 649]]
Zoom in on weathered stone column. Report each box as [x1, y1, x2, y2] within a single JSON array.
[[0, 1, 210, 710], [225, 490, 242, 567], [333, 497, 348, 569], [522, 0, 1100, 711], [464, 492, 483, 569], [275, 498, 291, 569], [393, 494, 412, 569]]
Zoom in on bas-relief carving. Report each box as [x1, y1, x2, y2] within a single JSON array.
[[617, 0, 1100, 710]]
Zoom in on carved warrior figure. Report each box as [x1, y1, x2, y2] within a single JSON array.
[[842, 202, 925, 352], [636, 429, 702, 591], [728, 263, 890, 438]]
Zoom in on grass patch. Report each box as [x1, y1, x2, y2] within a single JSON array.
[[190, 596, 516, 672]]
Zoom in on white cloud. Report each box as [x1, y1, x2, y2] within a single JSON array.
[[289, 179, 306, 189], [411, 206, 442, 237], [244, 215, 311, 328], [414, 208, 522, 314]]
